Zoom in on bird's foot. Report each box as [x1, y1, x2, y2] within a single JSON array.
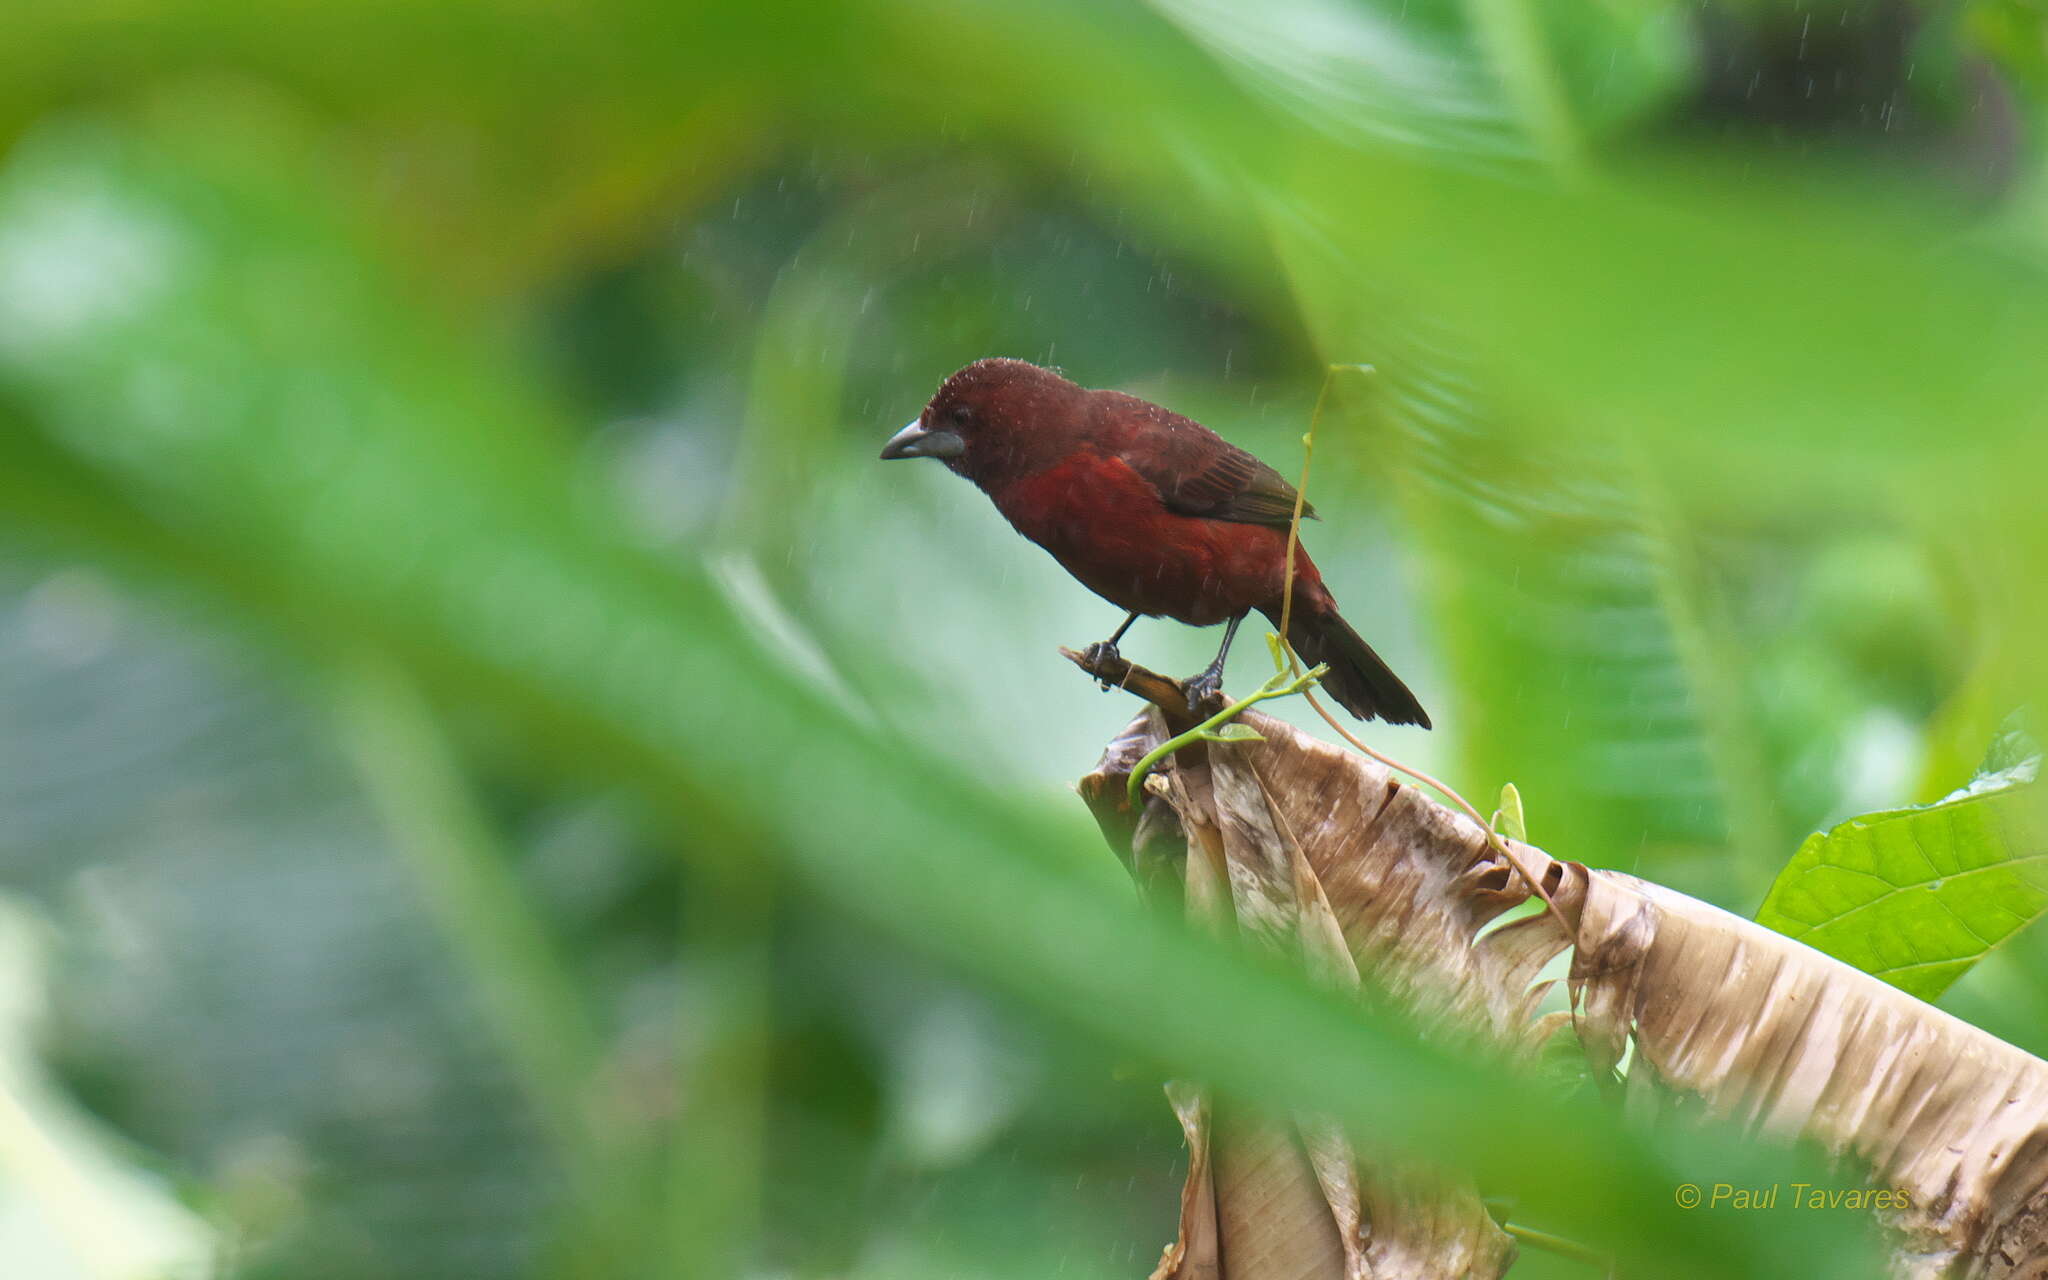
[[1081, 641, 1122, 689], [1183, 669, 1225, 714]]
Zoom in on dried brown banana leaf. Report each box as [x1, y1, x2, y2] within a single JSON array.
[[1088, 706, 1519, 1280], [1082, 698, 2048, 1279]]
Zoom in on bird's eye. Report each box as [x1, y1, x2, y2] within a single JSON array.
[[949, 404, 973, 426]]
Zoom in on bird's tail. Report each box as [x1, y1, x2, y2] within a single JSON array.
[[1274, 604, 1432, 729]]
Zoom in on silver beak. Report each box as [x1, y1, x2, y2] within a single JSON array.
[[880, 418, 965, 461]]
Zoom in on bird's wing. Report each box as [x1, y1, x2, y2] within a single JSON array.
[[1098, 392, 1318, 527], [1158, 445, 1319, 525]]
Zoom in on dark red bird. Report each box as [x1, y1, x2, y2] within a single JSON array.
[[881, 358, 1430, 728]]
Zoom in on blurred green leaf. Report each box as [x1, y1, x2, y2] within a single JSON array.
[[330, 653, 620, 1219], [0, 90, 1886, 1280], [4, 0, 2044, 1272], [1218, 0, 2016, 908], [1289, 321, 1786, 900]]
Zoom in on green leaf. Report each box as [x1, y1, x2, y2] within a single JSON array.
[[1497, 781, 1526, 842], [1756, 732, 2048, 1001], [1980, 715, 2041, 778]]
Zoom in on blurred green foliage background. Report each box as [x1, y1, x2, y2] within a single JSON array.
[[2, 1, 2046, 1276]]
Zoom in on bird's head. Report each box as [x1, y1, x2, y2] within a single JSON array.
[[881, 358, 1086, 489]]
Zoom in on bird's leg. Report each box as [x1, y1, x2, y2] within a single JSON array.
[[1182, 614, 1244, 712], [1082, 611, 1142, 684]]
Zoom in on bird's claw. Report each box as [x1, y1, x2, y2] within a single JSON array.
[[1081, 641, 1121, 689], [1183, 670, 1224, 714]]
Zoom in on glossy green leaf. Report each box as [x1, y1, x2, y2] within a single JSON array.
[[1758, 731, 2048, 1000]]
